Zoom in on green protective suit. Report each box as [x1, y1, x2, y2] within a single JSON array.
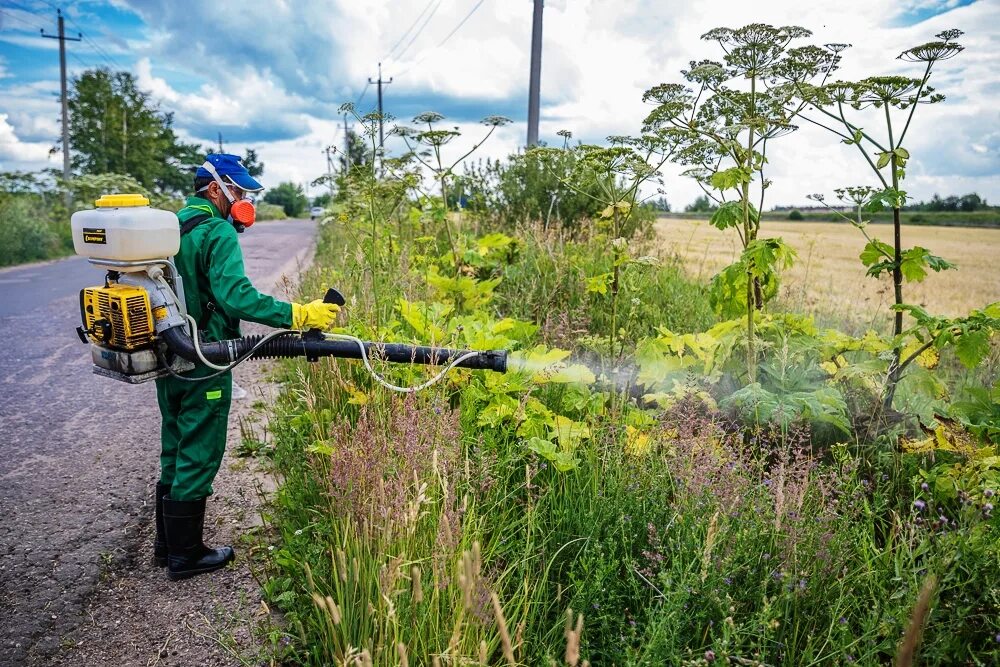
[[156, 197, 293, 501]]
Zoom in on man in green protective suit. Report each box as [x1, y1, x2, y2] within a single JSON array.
[[154, 153, 339, 581]]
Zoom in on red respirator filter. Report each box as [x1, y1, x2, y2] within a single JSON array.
[[230, 199, 256, 227]]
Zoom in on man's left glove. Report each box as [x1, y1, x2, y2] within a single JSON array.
[[292, 300, 341, 330]]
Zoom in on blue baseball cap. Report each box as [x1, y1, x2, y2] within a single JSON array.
[[196, 153, 263, 192]]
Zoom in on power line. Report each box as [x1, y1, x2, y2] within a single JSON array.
[[384, 0, 437, 61], [391, 0, 443, 64], [355, 80, 371, 108], [434, 0, 486, 50], [61, 11, 125, 70], [0, 6, 48, 31], [30, 0, 124, 71], [396, 0, 488, 77]]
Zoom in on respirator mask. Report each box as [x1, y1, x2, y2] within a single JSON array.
[[198, 160, 258, 232]]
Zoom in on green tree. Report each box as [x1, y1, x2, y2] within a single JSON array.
[[243, 148, 265, 178], [684, 195, 718, 213], [263, 181, 309, 217], [68, 68, 202, 194]]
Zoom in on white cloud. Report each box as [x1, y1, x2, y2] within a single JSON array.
[[0, 0, 995, 208], [0, 113, 57, 169]]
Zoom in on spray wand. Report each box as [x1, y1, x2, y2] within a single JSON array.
[[157, 287, 507, 390]]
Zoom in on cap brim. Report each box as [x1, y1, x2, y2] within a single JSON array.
[[227, 172, 264, 192]]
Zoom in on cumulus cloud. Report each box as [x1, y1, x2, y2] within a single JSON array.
[[0, 113, 57, 170], [0, 0, 995, 207]]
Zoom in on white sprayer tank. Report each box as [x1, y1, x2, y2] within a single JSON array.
[[72, 194, 179, 272]]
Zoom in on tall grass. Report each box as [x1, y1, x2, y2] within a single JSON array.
[[255, 201, 1000, 665]]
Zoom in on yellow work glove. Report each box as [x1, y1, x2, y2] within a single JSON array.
[[291, 300, 341, 330]]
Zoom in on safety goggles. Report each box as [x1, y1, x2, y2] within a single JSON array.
[[199, 161, 258, 203]]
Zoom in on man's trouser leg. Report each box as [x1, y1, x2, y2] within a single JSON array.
[[156, 371, 233, 500], [155, 371, 234, 579]]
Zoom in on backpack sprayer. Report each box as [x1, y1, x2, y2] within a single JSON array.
[[71, 195, 507, 387]]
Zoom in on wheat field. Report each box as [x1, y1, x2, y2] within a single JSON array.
[[655, 217, 1000, 327]]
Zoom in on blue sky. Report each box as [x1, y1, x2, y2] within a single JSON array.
[[1, 0, 997, 208]]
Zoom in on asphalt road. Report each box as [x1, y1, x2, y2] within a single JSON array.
[[0, 218, 316, 665]]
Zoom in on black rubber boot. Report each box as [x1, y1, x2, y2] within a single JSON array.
[[153, 482, 170, 567], [163, 496, 235, 581]]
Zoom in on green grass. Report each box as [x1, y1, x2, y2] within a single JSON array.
[[254, 201, 1000, 666]]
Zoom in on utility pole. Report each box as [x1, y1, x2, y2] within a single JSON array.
[[217, 132, 224, 153], [322, 145, 336, 198], [41, 9, 81, 204], [367, 62, 393, 153], [342, 114, 351, 166], [526, 0, 544, 147]]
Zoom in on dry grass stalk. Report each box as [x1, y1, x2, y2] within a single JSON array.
[[397, 642, 409, 667], [701, 511, 720, 582], [337, 548, 348, 583], [490, 592, 516, 665], [411, 565, 424, 604], [479, 640, 488, 665], [895, 575, 938, 667], [564, 608, 584, 666]]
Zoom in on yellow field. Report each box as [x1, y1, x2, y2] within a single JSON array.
[[655, 217, 1000, 326]]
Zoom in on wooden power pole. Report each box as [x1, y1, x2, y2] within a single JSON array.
[[368, 63, 393, 153], [41, 9, 82, 202], [526, 0, 544, 146]]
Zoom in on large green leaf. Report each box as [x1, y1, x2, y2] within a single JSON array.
[[954, 329, 991, 368]]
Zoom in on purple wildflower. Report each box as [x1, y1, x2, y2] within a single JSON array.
[[920, 482, 929, 492], [913, 500, 926, 511], [985, 488, 995, 498], [704, 650, 716, 662]]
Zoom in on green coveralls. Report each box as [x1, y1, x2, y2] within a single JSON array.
[[155, 197, 292, 501]]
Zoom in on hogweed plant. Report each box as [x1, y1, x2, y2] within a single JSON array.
[[533, 132, 680, 408], [394, 112, 511, 267], [337, 102, 422, 326], [642, 24, 838, 381], [793, 30, 969, 410]]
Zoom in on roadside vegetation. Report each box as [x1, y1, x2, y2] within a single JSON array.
[[251, 25, 1000, 666]]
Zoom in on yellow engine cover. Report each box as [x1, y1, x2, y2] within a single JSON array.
[[80, 284, 155, 351]]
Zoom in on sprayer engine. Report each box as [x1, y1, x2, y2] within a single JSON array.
[[72, 194, 508, 386], [79, 283, 156, 350]]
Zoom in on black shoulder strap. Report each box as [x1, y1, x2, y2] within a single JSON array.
[[179, 213, 213, 236], [179, 212, 220, 326]]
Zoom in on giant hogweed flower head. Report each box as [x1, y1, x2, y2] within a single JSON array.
[[697, 89, 798, 139], [854, 76, 940, 110], [773, 45, 841, 83], [683, 59, 727, 87], [701, 24, 812, 77], [898, 30, 964, 63], [642, 83, 694, 130], [480, 115, 512, 128]]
